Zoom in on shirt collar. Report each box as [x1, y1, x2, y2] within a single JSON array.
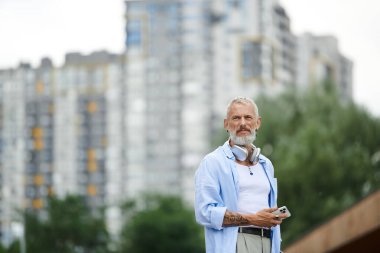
[[222, 140, 235, 159]]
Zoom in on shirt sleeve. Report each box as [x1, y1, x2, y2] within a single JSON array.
[[194, 156, 227, 230]]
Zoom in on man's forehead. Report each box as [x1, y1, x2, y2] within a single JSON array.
[[230, 102, 254, 110], [228, 103, 255, 116]]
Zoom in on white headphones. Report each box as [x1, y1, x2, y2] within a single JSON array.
[[231, 144, 261, 163]]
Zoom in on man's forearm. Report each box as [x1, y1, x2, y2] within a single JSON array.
[[223, 210, 249, 226]]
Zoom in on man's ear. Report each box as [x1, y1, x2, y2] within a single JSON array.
[[256, 117, 262, 130], [224, 118, 228, 131]]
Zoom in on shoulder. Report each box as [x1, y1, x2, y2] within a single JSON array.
[[259, 154, 273, 166], [201, 146, 225, 166], [197, 146, 227, 174]]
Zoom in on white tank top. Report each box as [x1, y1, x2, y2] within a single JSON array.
[[236, 163, 270, 214]]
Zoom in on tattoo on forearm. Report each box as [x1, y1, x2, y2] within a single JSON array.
[[223, 210, 249, 226]]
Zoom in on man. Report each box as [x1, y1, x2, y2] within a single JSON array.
[[194, 97, 286, 253]]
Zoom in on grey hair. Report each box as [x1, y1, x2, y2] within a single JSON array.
[[226, 97, 259, 118]]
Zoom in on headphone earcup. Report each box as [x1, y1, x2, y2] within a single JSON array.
[[231, 145, 248, 161], [249, 146, 261, 163]]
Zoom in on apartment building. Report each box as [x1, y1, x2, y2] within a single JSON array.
[[124, 0, 213, 203], [124, 0, 300, 203], [0, 52, 124, 245], [296, 33, 353, 99], [0, 64, 32, 244], [54, 51, 125, 236]]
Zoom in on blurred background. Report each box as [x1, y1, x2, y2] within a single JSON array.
[[0, 0, 379, 252]]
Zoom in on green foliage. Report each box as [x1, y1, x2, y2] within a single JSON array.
[[24, 195, 110, 253], [213, 85, 380, 246], [4, 240, 21, 253], [119, 194, 204, 253], [256, 86, 380, 245], [0, 244, 7, 253]]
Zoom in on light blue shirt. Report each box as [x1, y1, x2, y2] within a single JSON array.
[[194, 141, 281, 253]]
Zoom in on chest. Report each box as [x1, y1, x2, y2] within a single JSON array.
[[236, 163, 270, 195]]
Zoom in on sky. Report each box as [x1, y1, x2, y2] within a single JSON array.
[[280, 0, 380, 117], [0, 0, 379, 116]]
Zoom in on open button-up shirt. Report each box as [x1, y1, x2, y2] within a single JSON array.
[[194, 141, 281, 253]]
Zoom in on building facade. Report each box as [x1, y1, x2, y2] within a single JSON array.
[[123, 0, 300, 204], [0, 52, 124, 245], [124, 0, 213, 203], [296, 33, 353, 99], [0, 65, 31, 244]]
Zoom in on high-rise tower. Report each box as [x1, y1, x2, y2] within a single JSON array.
[[124, 0, 213, 203], [124, 0, 297, 203]]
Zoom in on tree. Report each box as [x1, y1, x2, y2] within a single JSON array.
[[119, 194, 204, 253], [213, 84, 380, 246], [24, 195, 110, 253], [0, 244, 7, 253], [254, 86, 380, 245], [4, 240, 21, 253]]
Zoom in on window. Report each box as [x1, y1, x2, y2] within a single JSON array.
[[126, 20, 142, 47], [241, 40, 262, 80], [227, 0, 245, 8]]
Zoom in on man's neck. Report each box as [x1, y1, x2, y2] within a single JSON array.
[[236, 159, 253, 166]]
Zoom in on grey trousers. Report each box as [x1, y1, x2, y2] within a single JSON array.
[[236, 233, 271, 253]]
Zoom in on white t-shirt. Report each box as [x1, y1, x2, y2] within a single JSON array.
[[236, 163, 270, 214]]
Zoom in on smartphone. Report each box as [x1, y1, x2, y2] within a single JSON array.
[[272, 206, 291, 219]]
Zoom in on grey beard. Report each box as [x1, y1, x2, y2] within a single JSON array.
[[229, 130, 256, 145]]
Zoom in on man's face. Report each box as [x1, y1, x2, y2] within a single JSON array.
[[224, 102, 261, 145]]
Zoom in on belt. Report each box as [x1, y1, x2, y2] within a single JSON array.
[[238, 227, 271, 238]]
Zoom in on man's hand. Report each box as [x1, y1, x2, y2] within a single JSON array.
[[245, 207, 286, 227], [223, 207, 287, 227]]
